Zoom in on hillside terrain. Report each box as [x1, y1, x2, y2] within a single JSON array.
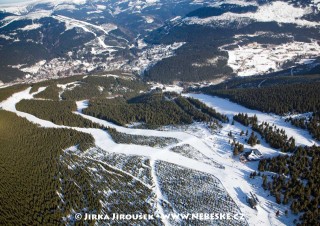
[[0, 0, 319, 84], [0, 1, 320, 226], [0, 72, 319, 225]]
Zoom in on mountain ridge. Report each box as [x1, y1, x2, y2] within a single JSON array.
[[0, 0, 319, 86]]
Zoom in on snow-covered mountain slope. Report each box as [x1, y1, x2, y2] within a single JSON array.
[[0, 0, 319, 84], [185, 1, 318, 27], [144, 0, 319, 82], [2, 85, 318, 225], [0, 0, 205, 84]]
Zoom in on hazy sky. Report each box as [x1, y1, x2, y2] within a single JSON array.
[[0, 0, 33, 4]]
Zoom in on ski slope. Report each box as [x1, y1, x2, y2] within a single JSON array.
[[186, 93, 319, 147], [1, 88, 312, 225]]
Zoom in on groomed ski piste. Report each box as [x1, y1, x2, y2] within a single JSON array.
[[1, 87, 318, 226]]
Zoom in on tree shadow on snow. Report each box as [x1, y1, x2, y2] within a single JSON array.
[[234, 187, 248, 206]]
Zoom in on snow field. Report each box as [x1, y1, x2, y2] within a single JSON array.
[[2, 88, 316, 225]]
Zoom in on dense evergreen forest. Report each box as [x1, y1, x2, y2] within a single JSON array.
[[195, 74, 320, 90], [34, 84, 62, 101], [186, 97, 229, 123], [61, 76, 148, 101], [16, 99, 100, 128], [83, 92, 227, 128], [233, 113, 258, 126], [84, 93, 192, 128], [185, 5, 258, 18], [286, 112, 320, 140], [0, 84, 28, 102], [29, 73, 148, 101], [0, 110, 96, 225], [144, 43, 232, 83], [201, 82, 320, 115], [174, 96, 211, 122], [258, 146, 320, 226]]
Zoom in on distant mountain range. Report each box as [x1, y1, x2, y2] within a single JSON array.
[[0, 0, 319, 84]]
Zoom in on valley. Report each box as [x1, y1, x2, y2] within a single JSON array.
[[0, 0, 319, 85], [0, 0, 319, 225]]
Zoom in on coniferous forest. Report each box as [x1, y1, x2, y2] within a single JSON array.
[[16, 99, 100, 128], [234, 113, 296, 152], [286, 112, 320, 140], [0, 110, 95, 225], [202, 82, 320, 115], [83, 92, 227, 128], [258, 146, 320, 226], [0, 72, 319, 226], [233, 112, 319, 225], [1, 0, 320, 225], [0, 84, 28, 102]]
